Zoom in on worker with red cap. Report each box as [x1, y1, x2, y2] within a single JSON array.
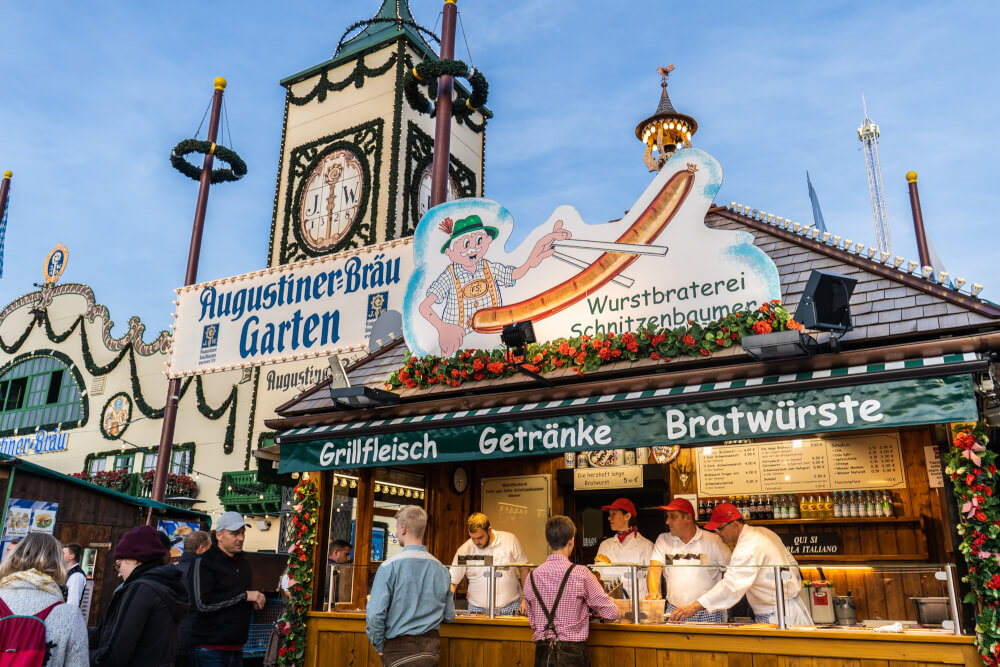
[[645, 497, 731, 623], [668, 502, 813, 626], [593, 498, 654, 599]]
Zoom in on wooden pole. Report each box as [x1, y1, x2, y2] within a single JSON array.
[[906, 171, 932, 270], [430, 0, 458, 207], [151, 78, 227, 505]]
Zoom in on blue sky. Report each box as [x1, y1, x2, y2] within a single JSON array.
[[1, 1, 996, 336]]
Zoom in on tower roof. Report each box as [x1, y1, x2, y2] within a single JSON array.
[[282, 0, 438, 87], [653, 83, 679, 116]]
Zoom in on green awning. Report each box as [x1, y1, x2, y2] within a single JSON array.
[[277, 353, 982, 473]]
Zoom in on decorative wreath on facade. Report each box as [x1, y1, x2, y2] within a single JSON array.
[[169, 139, 247, 184], [403, 59, 489, 120]]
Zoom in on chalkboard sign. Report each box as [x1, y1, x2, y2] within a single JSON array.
[[696, 433, 906, 496], [780, 532, 840, 556]]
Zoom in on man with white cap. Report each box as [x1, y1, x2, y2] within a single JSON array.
[[594, 498, 654, 599], [645, 497, 731, 623], [668, 503, 813, 626], [188, 511, 265, 666]]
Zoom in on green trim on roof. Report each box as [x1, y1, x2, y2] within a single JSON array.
[[0, 453, 208, 522]]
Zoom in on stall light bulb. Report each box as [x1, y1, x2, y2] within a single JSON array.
[[350, 480, 357, 488], [922, 266, 934, 279], [954, 277, 967, 289], [972, 283, 984, 296], [907, 260, 918, 273]]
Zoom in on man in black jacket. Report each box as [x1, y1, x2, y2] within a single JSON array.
[[175, 530, 212, 667], [189, 512, 264, 667]]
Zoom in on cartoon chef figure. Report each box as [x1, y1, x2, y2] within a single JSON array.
[[419, 214, 571, 356]]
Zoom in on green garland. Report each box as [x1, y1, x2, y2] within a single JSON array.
[[288, 52, 400, 106], [403, 59, 489, 120], [334, 18, 439, 58], [388, 301, 802, 390], [0, 303, 238, 450], [945, 423, 1000, 665], [276, 476, 319, 667], [98, 392, 133, 440], [170, 139, 247, 184]]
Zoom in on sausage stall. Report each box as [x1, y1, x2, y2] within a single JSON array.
[[263, 140, 1000, 665]]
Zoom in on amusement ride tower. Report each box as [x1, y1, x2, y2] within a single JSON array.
[[857, 97, 893, 256]]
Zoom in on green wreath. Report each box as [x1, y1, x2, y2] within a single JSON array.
[[403, 59, 489, 120], [170, 139, 247, 184]]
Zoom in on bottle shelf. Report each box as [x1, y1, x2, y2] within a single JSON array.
[[698, 516, 919, 526]]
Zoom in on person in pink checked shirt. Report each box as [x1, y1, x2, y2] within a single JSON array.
[[523, 516, 619, 667]]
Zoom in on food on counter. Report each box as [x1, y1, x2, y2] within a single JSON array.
[[593, 554, 611, 565]]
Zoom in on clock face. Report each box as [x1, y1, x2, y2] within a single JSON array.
[[298, 149, 365, 250], [452, 466, 469, 494], [418, 165, 458, 218]]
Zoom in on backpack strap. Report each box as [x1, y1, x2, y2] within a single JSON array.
[[529, 564, 577, 641], [34, 602, 62, 621]]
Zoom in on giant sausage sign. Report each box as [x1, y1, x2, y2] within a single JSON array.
[[402, 148, 782, 358]]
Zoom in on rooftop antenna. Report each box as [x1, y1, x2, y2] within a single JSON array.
[[858, 95, 893, 256]]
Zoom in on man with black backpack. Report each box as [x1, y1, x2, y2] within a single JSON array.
[[523, 516, 619, 667]]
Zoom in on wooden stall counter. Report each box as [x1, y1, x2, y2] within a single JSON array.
[[304, 612, 982, 667]]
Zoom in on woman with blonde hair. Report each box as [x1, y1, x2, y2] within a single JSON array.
[[0, 532, 88, 666]]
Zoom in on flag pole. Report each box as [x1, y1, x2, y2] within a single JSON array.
[[430, 0, 458, 207], [0, 171, 11, 223], [906, 171, 931, 269], [151, 78, 227, 505]]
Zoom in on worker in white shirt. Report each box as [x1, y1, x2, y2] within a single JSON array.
[[645, 498, 730, 623], [451, 513, 529, 615], [668, 502, 813, 626], [594, 498, 654, 599]]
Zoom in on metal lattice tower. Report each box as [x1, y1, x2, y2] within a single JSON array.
[[857, 97, 893, 255]]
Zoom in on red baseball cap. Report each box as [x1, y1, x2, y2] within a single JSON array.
[[658, 497, 695, 516], [601, 498, 637, 516], [703, 502, 743, 531]]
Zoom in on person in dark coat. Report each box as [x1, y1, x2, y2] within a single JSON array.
[[90, 526, 190, 667], [174, 531, 211, 667]]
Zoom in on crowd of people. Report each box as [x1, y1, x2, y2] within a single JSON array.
[[0, 511, 264, 667], [365, 498, 810, 667]]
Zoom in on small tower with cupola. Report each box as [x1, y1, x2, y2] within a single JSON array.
[[635, 65, 698, 171]]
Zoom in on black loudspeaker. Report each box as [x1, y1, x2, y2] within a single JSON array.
[[793, 270, 858, 333]]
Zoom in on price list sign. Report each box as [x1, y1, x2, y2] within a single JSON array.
[[696, 433, 905, 496]]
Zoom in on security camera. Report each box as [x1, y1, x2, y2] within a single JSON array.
[[256, 519, 271, 531]]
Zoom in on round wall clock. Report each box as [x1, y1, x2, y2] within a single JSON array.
[[452, 465, 469, 494], [298, 148, 365, 250], [417, 164, 458, 218]]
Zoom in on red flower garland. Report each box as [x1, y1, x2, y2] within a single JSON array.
[[387, 301, 803, 390]]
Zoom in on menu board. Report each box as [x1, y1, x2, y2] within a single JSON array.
[[696, 433, 906, 496], [481, 474, 551, 565]]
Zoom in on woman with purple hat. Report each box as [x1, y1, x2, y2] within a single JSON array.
[[90, 526, 190, 666]]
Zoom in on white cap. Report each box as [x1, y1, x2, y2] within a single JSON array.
[[216, 511, 251, 532]]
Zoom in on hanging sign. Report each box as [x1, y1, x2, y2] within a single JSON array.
[[574, 466, 644, 491], [1, 498, 59, 562], [402, 148, 781, 358], [167, 240, 412, 377], [481, 474, 551, 565], [278, 374, 977, 472]]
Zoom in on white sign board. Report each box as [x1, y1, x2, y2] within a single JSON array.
[[924, 445, 944, 488], [167, 240, 412, 376], [402, 148, 781, 358], [574, 466, 643, 491]]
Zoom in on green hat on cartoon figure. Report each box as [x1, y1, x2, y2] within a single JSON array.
[[439, 214, 499, 254]]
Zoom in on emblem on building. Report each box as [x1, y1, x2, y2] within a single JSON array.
[[101, 393, 133, 440], [43, 243, 69, 285]]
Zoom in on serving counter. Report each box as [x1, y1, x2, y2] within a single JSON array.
[[304, 611, 980, 667]]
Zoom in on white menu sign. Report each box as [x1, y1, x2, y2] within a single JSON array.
[[696, 433, 906, 496]]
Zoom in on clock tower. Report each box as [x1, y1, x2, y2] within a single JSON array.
[[267, 0, 488, 267]]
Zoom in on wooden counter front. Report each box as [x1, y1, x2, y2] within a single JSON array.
[[304, 612, 982, 667]]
